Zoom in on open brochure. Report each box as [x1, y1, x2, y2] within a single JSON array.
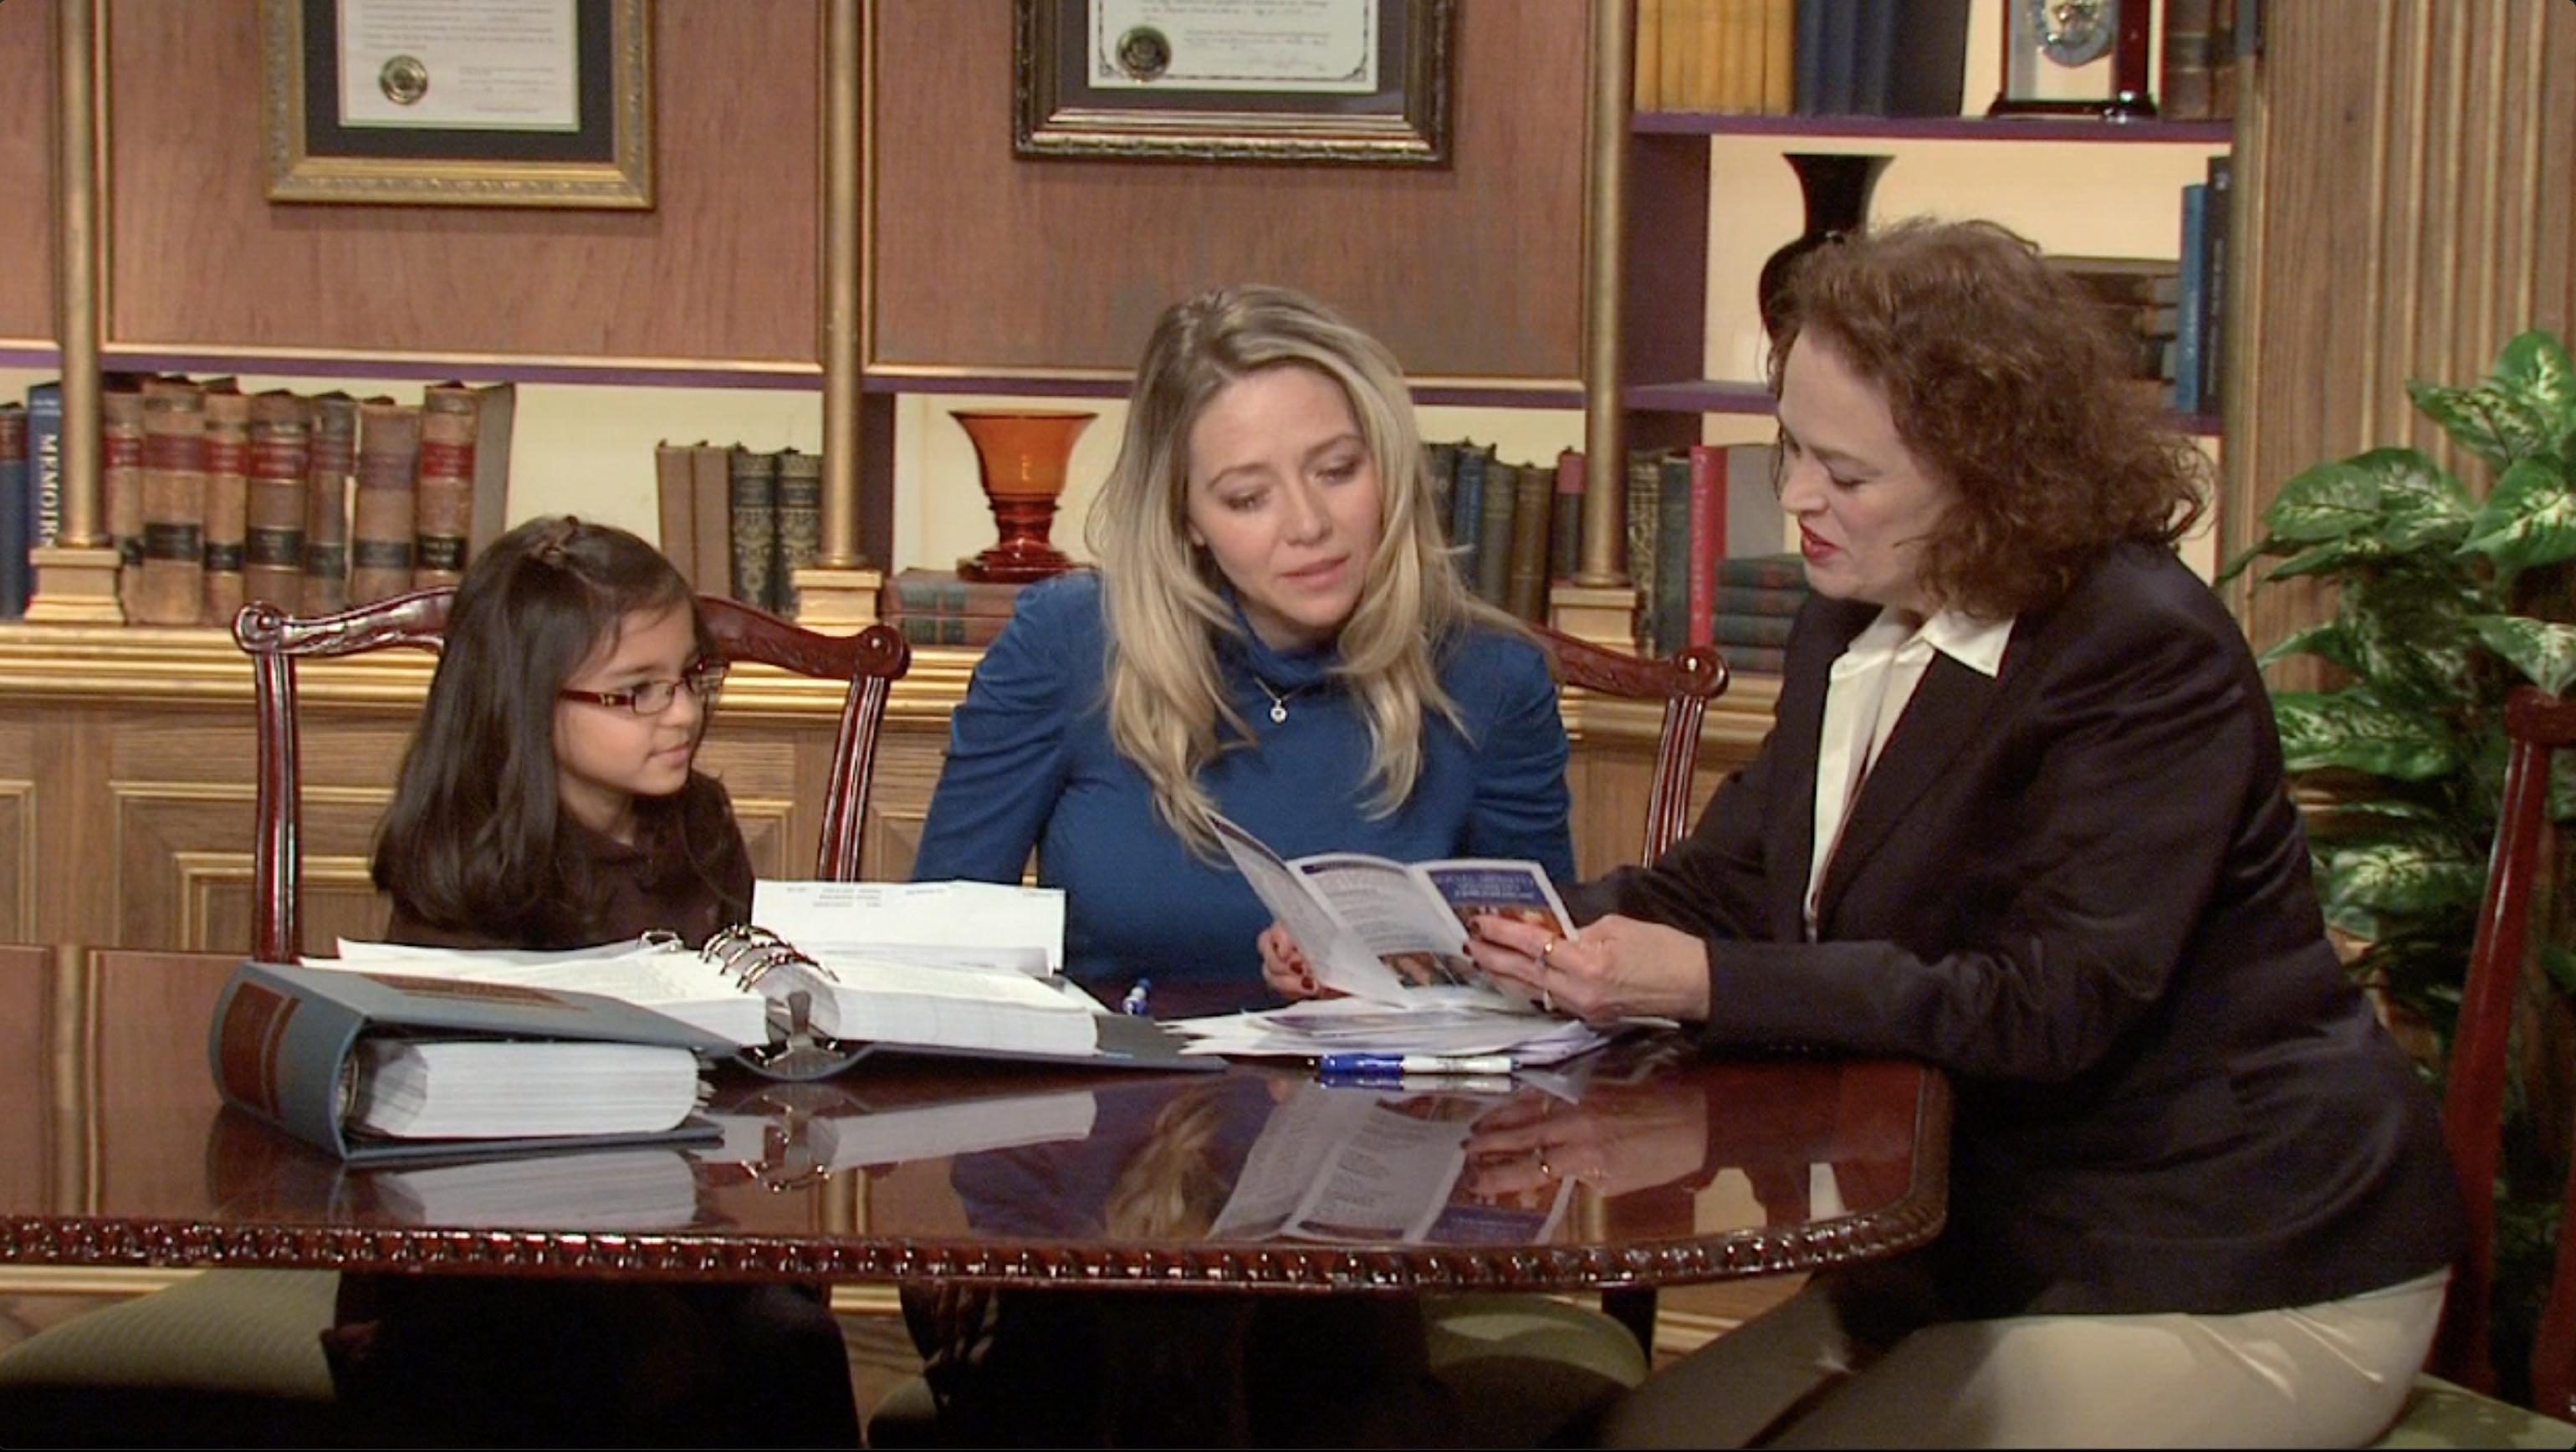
[[1209, 1081, 1575, 1246], [1209, 812, 1576, 1009]]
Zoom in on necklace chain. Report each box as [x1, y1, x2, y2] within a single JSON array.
[[1253, 676, 1298, 724]]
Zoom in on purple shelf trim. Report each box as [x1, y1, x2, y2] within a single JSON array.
[[1633, 113, 2231, 146], [99, 351, 825, 391]]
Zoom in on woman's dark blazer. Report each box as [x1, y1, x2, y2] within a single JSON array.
[[1566, 540, 2463, 1321]]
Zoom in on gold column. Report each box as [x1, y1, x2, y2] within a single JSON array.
[[1551, 0, 1640, 648], [792, 0, 883, 631], [27, 0, 123, 624]]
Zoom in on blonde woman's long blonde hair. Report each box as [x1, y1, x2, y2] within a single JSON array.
[[1086, 284, 1519, 856]]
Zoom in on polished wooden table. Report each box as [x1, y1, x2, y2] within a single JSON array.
[[0, 948, 1949, 1295]]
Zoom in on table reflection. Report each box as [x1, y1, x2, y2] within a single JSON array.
[[4, 949, 1945, 1290]]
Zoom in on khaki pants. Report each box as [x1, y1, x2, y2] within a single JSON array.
[[1595, 1257, 2447, 1449]]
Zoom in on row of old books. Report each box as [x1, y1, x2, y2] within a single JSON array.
[[1432, 440, 1587, 627], [2047, 254, 2189, 412], [1625, 442, 1799, 665], [2161, 0, 2242, 123], [652, 441, 821, 620], [1636, 1, 1971, 118], [0, 375, 513, 625]]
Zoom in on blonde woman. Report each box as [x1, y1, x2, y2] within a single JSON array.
[[912, 283, 1573, 1002]]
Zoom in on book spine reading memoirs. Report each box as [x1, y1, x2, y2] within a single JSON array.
[[302, 392, 358, 614], [350, 398, 421, 606], [243, 391, 309, 611], [200, 384, 252, 623], [411, 381, 480, 589], [135, 377, 208, 626], [24, 381, 63, 560]]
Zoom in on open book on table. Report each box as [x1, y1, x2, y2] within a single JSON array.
[[317, 890, 1210, 1081], [1209, 811, 1577, 1009]]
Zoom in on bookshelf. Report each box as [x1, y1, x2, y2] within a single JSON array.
[[1571, 5, 2241, 644]]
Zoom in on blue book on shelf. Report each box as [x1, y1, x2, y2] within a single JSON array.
[[2173, 183, 2211, 416], [24, 381, 63, 565]]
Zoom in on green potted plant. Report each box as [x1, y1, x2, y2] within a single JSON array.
[[2218, 328, 2576, 1402]]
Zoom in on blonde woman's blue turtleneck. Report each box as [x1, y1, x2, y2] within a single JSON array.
[[912, 571, 1573, 995]]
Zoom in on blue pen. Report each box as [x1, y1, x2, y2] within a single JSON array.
[[1119, 979, 1153, 1016], [1316, 1052, 1515, 1076]]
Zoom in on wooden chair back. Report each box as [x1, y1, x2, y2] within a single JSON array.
[[232, 589, 910, 964], [1533, 624, 1730, 1350], [1536, 625, 1730, 858], [2438, 683, 2576, 1418]]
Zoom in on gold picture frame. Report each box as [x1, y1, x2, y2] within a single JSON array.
[[1015, 0, 1454, 166], [262, 0, 654, 208]]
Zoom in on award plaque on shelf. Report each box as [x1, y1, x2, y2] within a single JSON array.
[[1988, 0, 2157, 120]]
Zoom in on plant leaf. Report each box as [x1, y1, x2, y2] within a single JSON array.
[[2274, 688, 2462, 781], [2470, 615, 2576, 696], [2257, 449, 2471, 548], [2317, 836, 2487, 922], [2413, 331, 2576, 466], [2461, 452, 2576, 580]]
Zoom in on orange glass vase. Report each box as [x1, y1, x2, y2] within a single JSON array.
[[952, 409, 1095, 583]]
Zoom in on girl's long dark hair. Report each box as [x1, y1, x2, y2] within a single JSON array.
[[371, 515, 746, 946]]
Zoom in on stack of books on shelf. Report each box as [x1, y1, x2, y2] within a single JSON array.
[[1633, 2, 1970, 117], [1707, 552, 1808, 676], [652, 440, 822, 620], [2046, 255, 2187, 413], [1623, 441, 1795, 664], [876, 566, 1065, 648], [2159, 0, 2242, 122], [1428, 440, 1587, 629], [0, 374, 514, 626]]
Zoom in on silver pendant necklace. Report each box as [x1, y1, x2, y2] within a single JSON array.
[[1254, 677, 1299, 724]]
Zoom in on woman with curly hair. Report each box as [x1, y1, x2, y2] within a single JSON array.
[[1452, 218, 2464, 1447]]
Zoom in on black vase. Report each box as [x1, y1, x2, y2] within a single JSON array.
[[1756, 153, 1894, 338]]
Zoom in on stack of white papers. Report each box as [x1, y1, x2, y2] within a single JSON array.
[[1166, 993, 1613, 1066], [347, 1037, 704, 1140]]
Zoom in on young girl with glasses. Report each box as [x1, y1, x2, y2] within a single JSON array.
[[324, 514, 861, 1446]]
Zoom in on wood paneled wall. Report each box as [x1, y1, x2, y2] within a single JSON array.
[[865, 0, 1588, 383], [2225, 0, 2576, 660], [0, 1, 59, 344], [90, 0, 821, 364]]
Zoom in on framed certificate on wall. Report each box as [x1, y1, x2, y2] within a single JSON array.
[[1014, 0, 1455, 166], [262, 0, 654, 208]]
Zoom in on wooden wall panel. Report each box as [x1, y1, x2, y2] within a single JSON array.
[[2228, 0, 2576, 660], [101, 0, 822, 366], [866, 0, 1587, 381], [0, 0, 58, 345]]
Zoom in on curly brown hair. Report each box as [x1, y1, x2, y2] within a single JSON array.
[[1766, 217, 2210, 619]]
